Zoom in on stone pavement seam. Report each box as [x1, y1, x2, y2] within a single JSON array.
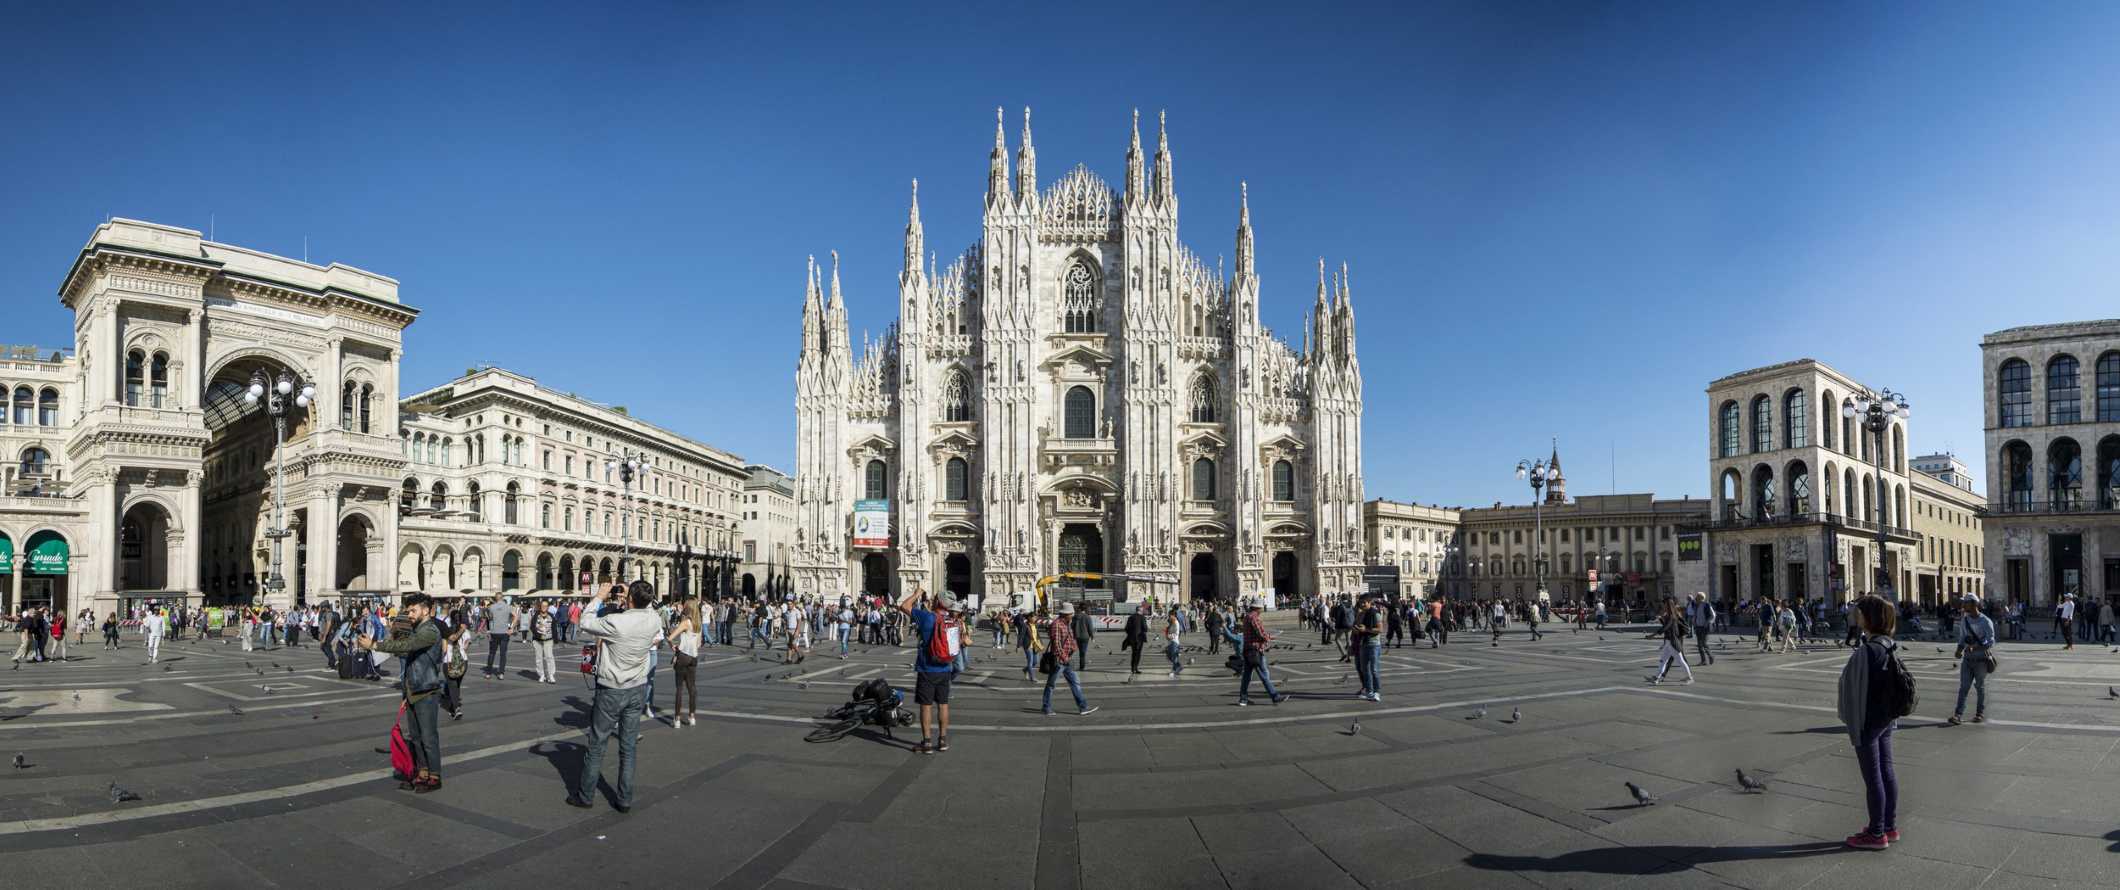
[[379, 791, 545, 840], [1035, 734, 1078, 890], [715, 750, 931, 890]]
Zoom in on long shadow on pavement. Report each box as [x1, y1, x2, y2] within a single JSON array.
[[1467, 841, 1844, 876]]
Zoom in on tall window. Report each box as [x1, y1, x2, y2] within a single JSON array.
[[1821, 390, 1836, 449], [124, 350, 144, 406], [1750, 395, 1772, 453], [504, 482, 520, 525], [1998, 359, 2032, 427], [1064, 386, 1096, 438], [944, 370, 971, 422], [358, 384, 373, 433], [36, 388, 57, 426], [430, 481, 448, 511], [1062, 259, 1099, 333], [1190, 374, 1216, 423], [20, 446, 49, 476], [1788, 462, 1812, 514], [541, 503, 552, 529], [1783, 389, 1807, 448], [2048, 355, 2081, 424], [1718, 401, 1740, 457], [2098, 352, 2120, 422], [2098, 436, 2120, 509], [864, 459, 888, 500], [1752, 465, 1777, 519], [341, 381, 357, 429], [1272, 460, 1295, 501], [149, 353, 168, 408], [1191, 457, 1217, 500], [2049, 438, 2083, 510], [11, 387, 29, 426], [2001, 441, 2034, 510], [944, 457, 968, 501], [400, 478, 419, 511], [440, 438, 452, 467]]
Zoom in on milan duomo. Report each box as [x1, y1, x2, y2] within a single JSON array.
[[793, 109, 1365, 605]]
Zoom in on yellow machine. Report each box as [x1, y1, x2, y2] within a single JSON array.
[[1032, 572, 1181, 612]]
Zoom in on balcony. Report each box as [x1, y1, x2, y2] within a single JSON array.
[[1705, 510, 1917, 541], [1041, 435, 1117, 469], [1978, 496, 2120, 519]]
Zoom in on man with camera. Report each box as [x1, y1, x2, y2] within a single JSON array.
[[566, 582, 662, 813], [895, 585, 959, 755]]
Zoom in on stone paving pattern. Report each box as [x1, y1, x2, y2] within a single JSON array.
[[1, 616, 2118, 889]]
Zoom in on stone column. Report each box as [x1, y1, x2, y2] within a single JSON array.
[[179, 470, 203, 598], [307, 489, 336, 602], [8, 554, 20, 614]]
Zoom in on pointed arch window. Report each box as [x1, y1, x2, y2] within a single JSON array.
[[944, 370, 971, 422], [864, 459, 889, 500], [1191, 457, 1217, 501], [1064, 386, 1096, 439], [1190, 374, 1217, 423], [1062, 259, 1099, 333], [1271, 459, 1295, 502], [944, 457, 968, 501]]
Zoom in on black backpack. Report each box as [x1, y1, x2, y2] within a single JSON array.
[[1876, 640, 1917, 717]]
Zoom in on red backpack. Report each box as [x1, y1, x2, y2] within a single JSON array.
[[925, 612, 958, 665]]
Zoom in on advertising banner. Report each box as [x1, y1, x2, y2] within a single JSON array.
[[1676, 532, 1704, 561], [852, 499, 891, 549]]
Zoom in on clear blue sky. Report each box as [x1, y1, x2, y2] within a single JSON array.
[[6, 2, 2119, 506]]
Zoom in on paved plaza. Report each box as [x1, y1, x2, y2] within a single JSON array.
[[1, 616, 2117, 889]]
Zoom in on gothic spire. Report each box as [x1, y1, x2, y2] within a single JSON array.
[[903, 179, 924, 273], [987, 106, 1011, 208], [1234, 181, 1255, 282], [1549, 437, 1562, 473], [1016, 107, 1037, 200], [1153, 110, 1174, 205], [801, 254, 822, 354], [1124, 108, 1145, 205], [1311, 257, 1329, 361], [827, 249, 844, 315]]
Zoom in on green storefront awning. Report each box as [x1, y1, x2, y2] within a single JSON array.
[[24, 533, 68, 575], [0, 535, 11, 574]]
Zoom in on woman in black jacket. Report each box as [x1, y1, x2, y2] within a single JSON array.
[[1837, 595, 1901, 850], [1645, 599, 1693, 685]]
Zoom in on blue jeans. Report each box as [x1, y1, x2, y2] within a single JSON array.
[[1852, 723, 1898, 835], [1240, 650, 1280, 701], [1954, 658, 1988, 716], [1357, 641, 1382, 694], [838, 627, 850, 655], [645, 650, 658, 710], [1023, 647, 1038, 674], [1166, 641, 1183, 674], [579, 685, 646, 807], [1042, 664, 1086, 712]]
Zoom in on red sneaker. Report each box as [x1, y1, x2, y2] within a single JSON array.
[[1882, 829, 1900, 843], [1845, 832, 1888, 850]]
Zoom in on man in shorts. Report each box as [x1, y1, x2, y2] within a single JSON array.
[[896, 586, 960, 755]]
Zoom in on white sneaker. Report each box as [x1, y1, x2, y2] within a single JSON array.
[[688, 715, 697, 726]]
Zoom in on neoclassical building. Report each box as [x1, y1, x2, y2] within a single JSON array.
[[795, 110, 1366, 604], [1980, 320, 2120, 608]]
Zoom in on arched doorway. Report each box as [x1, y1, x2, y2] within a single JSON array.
[[399, 544, 425, 592], [741, 573, 757, 597], [598, 558, 614, 584], [120, 502, 173, 591], [536, 553, 554, 589], [1272, 551, 1298, 600], [500, 550, 522, 591], [559, 555, 576, 591], [862, 553, 893, 598], [200, 353, 319, 605], [944, 553, 972, 600], [335, 514, 373, 589], [1058, 524, 1104, 579], [1190, 552, 1218, 602]]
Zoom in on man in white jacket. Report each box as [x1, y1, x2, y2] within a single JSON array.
[[566, 583, 661, 813], [143, 608, 167, 663]]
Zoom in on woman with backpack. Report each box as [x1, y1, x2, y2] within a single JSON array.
[[440, 611, 470, 720], [1645, 598, 1694, 685], [1837, 595, 1904, 850]]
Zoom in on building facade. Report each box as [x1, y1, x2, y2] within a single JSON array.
[[794, 110, 1365, 605], [1979, 320, 2120, 608], [1911, 452, 1977, 493], [1911, 467, 1986, 602], [395, 368, 748, 600], [0, 218, 417, 615], [1363, 500, 1461, 599], [1706, 359, 1920, 606], [738, 464, 795, 598], [1449, 493, 1710, 606]]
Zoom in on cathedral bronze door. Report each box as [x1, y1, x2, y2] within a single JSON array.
[[1190, 552, 1218, 602], [1058, 524, 1104, 582]]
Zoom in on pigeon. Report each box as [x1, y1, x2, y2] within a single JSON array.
[[2108, 686, 2118, 700], [1509, 706, 1521, 723], [10, 753, 25, 769], [1935, 647, 1944, 654], [1735, 769, 1767, 793], [271, 662, 280, 669], [799, 683, 808, 690], [1468, 706, 1486, 720], [1347, 718, 1362, 736], [109, 782, 142, 802], [227, 705, 244, 716], [162, 664, 174, 672], [286, 666, 294, 673], [1625, 782, 1657, 806]]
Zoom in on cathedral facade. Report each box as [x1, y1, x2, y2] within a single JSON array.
[[793, 110, 1365, 605]]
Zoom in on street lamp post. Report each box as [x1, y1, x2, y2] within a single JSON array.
[[1515, 456, 1558, 601], [606, 449, 643, 585], [1843, 388, 1910, 598], [244, 368, 315, 605]]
